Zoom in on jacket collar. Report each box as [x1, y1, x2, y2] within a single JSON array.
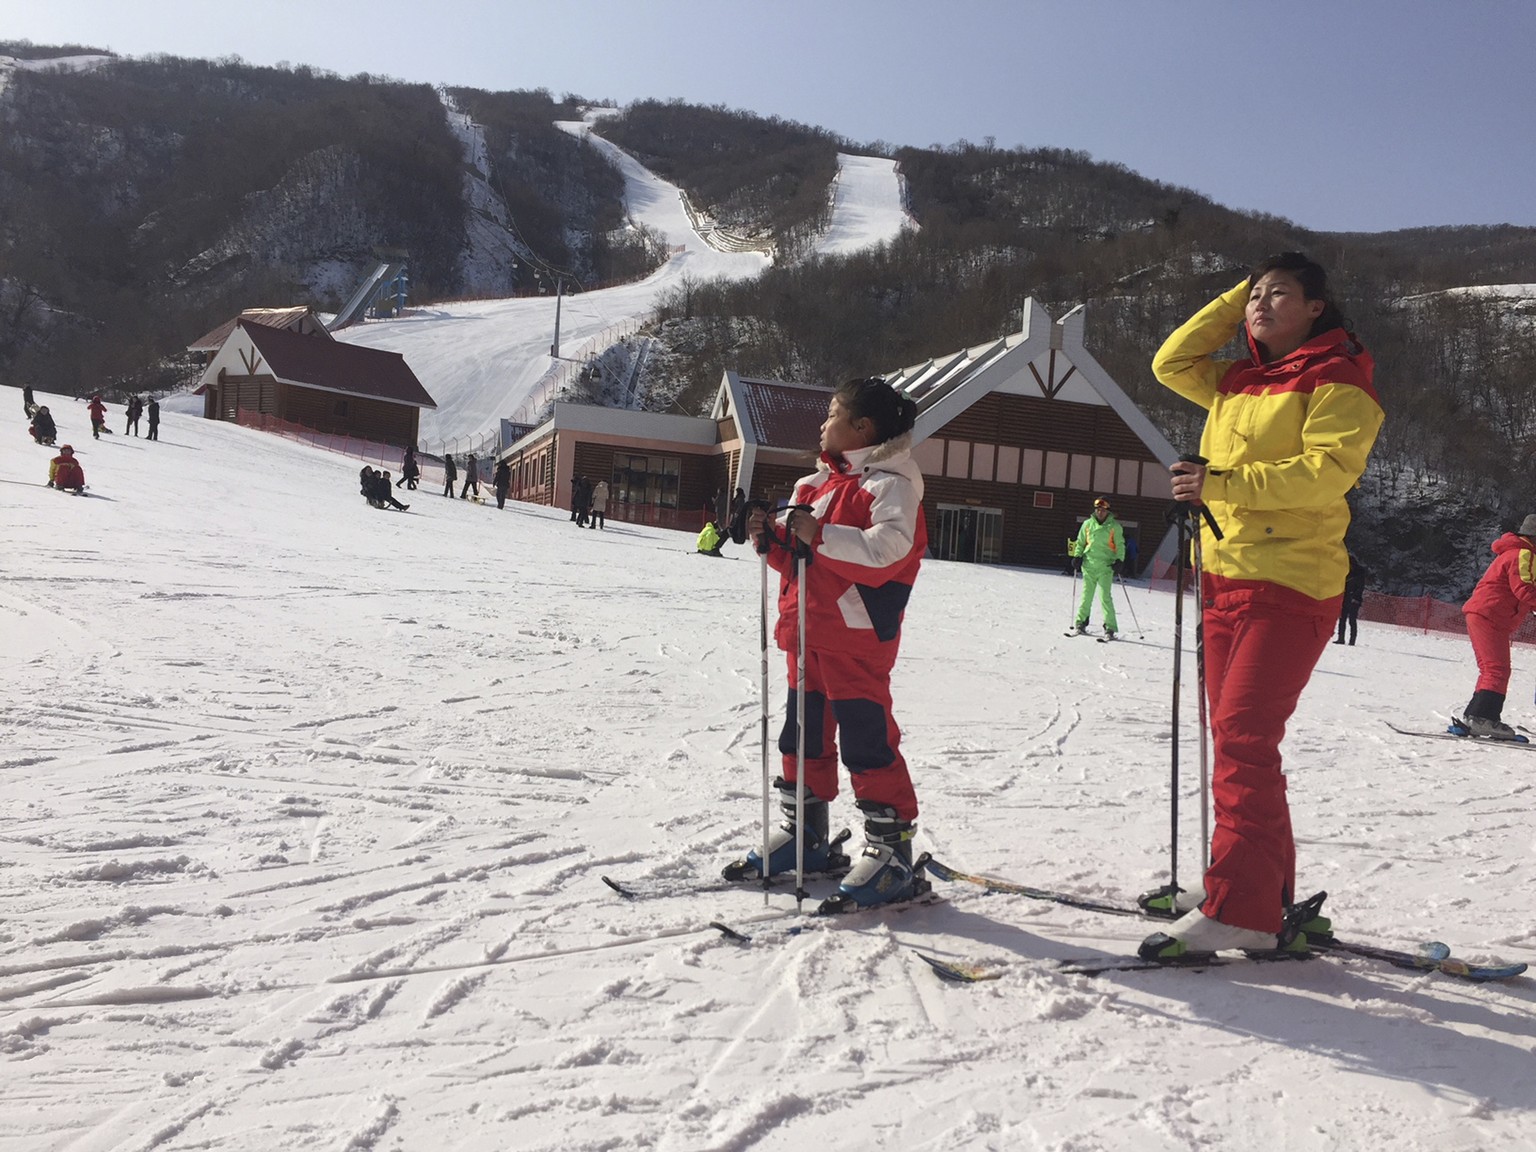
[[820, 432, 914, 474], [1245, 325, 1358, 368]]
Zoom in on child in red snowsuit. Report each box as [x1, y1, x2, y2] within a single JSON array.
[[730, 377, 928, 910], [48, 445, 86, 493], [1456, 516, 1536, 739]]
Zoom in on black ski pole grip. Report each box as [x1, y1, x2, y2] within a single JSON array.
[[1173, 454, 1224, 540]]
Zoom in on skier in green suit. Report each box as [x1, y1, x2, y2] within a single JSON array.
[[1072, 497, 1123, 637]]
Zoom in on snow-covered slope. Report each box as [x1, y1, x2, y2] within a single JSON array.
[[4, 393, 1535, 1150], [813, 154, 914, 256], [335, 117, 915, 445]]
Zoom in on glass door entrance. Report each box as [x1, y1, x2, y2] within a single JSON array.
[[935, 505, 1002, 563]]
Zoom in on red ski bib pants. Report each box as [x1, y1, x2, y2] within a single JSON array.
[[1198, 575, 1339, 934]]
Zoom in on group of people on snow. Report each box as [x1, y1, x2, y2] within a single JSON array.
[[23, 388, 163, 495], [722, 251, 1403, 961], [359, 466, 410, 511], [568, 475, 610, 528]]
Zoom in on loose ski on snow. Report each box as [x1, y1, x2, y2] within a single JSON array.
[[1384, 721, 1533, 748], [923, 858, 1527, 983]]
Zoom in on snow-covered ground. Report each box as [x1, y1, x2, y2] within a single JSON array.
[[335, 116, 908, 446], [5, 392, 1536, 1151]]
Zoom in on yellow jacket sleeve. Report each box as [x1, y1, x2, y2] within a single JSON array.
[[1151, 281, 1248, 412]]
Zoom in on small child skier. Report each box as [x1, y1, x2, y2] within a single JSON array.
[[1455, 514, 1536, 740], [726, 377, 928, 910], [48, 445, 86, 494]]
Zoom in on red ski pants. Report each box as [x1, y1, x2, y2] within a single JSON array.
[[1465, 610, 1514, 696], [1198, 577, 1338, 933], [778, 647, 918, 821]]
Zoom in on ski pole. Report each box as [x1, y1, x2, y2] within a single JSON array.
[[1165, 504, 1187, 900], [759, 546, 772, 898], [1191, 525, 1211, 869], [791, 512, 811, 911], [1067, 546, 1079, 631], [1180, 456, 1225, 871], [1116, 573, 1143, 637]]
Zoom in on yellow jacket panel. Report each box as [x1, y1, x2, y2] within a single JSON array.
[[1151, 281, 1384, 601]]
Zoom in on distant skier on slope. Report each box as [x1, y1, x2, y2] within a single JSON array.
[[1453, 516, 1536, 740], [1071, 497, 1123, 637], [1142, 252, 1383, 962], [729, 377, 927, 910]]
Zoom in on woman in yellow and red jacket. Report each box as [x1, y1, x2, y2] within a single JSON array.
[[1142, 253, 1384, 961]]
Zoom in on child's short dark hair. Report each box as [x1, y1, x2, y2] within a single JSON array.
[[834, 377, 917, 445]]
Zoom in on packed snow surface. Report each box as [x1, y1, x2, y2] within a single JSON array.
[[335, 118, 907, 446], [5, 393, 1536, 1150]]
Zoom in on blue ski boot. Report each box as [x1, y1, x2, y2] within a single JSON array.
[[722, 778, 849, 881], [818, 801, 929, 913]]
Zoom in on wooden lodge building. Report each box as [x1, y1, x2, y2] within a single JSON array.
[[189, 309, 436, 448], [498, 298, 1181, 572]]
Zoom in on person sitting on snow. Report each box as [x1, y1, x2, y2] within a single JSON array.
[[697, 520, 726, 557], [30, 405, 57, 445], [48, 445, 86, 494]]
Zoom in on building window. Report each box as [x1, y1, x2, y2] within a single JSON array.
[[334, 399, 349, 417], [972, 443, 995, 483], [1068, 454, 1092, 491], [945, 440, 971, 479], [613, 453, 681, 507], [995, 445, 1020, 484], [1022, 448, 1044, 486], [1043, 451, 1068, 488], [1117, 458, 1140, 496]]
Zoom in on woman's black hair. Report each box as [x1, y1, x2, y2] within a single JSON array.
[[833, 376, 917, 445], [1247, 252, 1350, 339]]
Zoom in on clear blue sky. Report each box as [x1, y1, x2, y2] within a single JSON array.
[[3, 0, 1531, 234]]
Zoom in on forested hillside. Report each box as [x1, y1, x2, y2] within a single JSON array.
[[0, 55, 630, 396]]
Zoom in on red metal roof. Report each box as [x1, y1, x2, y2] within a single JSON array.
[[739, 378, 831, 450], [240, 320, 436, 409]]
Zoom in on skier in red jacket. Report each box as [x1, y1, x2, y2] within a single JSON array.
[[1455, 515, 1536, 740], [727, 377, 928, 909], [87, 394, 109, 439]]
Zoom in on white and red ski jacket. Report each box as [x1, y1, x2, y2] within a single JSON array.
[[766, 434, 926, 657]]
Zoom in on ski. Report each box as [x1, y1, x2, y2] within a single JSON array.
[[1385, 721, 1533, 747], [920, 939, 1523, 983], [925, 858, 1527, 983], [603, 829, 854, 900], [710, 888, 945, 944]]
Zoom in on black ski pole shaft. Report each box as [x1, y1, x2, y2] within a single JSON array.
[[759, 548, 772, 896]]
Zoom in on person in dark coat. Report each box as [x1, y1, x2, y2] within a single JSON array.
[[398, 446, 420, 489], [23, 383, 36, 416], [493, 459, 511, 509], [1335, 554, 1366, 645], [460, 453, 480, 499], [442, 453, 457, 497], [363, 468, 409, 511], [146, 397, 160, 440], [573, 475, 592, 526], [125, 395, 143, 436], [30, 405, 57, 445]]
